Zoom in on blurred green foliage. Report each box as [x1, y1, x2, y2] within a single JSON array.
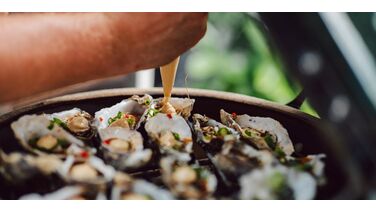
[[185, 13, 318, 117]]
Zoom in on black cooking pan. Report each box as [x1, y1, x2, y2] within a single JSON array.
[[0, 88, 363, 199]]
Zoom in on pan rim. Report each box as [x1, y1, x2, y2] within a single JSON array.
[[0, 87, 320, 125]]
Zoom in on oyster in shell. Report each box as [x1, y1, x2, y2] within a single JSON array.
[[11, 115, 90, 158], [0, 151, 62, 183], [213, 140, 276, 180], [111, 172, 174, 200], [193, 113, 239, 154], [58, 155, 116, 185], [220, 109, 294, 156], [47, 108, 95, 142], [284, 154, 326, 184], [145, 113, 193, 159], [160, 156, 217, 199], [94, 95, 152, 130], [19, 184, 107, 200], [239, 164, 317, 200], [98, 127, 152, 170], [153, 97, 195, 119]]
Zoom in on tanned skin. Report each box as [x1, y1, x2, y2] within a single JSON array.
[[0, 13, 208, 103]]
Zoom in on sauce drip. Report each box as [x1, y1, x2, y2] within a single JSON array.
[[160, 57, 180, 104]]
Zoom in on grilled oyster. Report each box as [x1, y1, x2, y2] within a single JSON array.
[[193, 113, 239, 154], [94, 95, 152, 130], [145, 113, 193, 160], [111, 172, 174, 200], [48, 108, 95, 142], [10, 115, 91, 158], [212, 140, 276, 180], [239, 164, 317, 200], [58, 155, 116, 186], [220, 109, 294, 156], [19, 184, 107, 200], [0, 151, 62, 183], [98, 127, 152, 170], [160, 156, 217, 199], [153, 97, 195, 119]]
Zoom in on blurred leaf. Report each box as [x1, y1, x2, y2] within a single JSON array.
[[185, 13, 318, 117]]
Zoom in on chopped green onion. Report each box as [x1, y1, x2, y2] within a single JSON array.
[[274, 146, 286, 158], [217, 127, 230, 136], [172, 132, 180, 141], [147, 108, 159, 117], [47, 121, 54, 130], [57, 139, 70, 149], [194, 167, 208, 179], [127, 117, 135, 127], [268, 172, 285, 192], [244, 129, 252, 137], [108, 111, 124, 125], [296, 163, 313, 172], [203, 135, 212, 142], [264, 134, 276, 150], [48, 117, 67, 130]]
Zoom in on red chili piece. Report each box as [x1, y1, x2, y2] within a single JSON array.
[[167, 114, 173, 119], [80, 151, 89, 158]]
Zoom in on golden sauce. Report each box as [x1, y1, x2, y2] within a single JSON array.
[[160, 57, 180, 104]]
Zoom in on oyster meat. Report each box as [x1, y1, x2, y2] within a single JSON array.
[[94, 95, 152, 130]]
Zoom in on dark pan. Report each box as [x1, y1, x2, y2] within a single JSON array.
[[0, 88, 362, 199]]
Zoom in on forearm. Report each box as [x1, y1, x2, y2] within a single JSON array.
[[0, 12, 208, 103], [0, 13, 126, 103]]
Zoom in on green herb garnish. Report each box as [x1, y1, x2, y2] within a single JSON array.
[[57, 139, 70, 149], [244, 129, 252, 137], [108, 111, 124, 125], [217, 127, 230, 137], [203, 134, 212, 142], [264, 134, 276, 150], [48, 117, 67, 130], [268, 172, 292, 199], [172, 132, 181, 141], [268, 172, 285, 192], [126, 117, 135, 127], [194, 167, 209, 179], [296, 163, 313, 172], [47, 121, 54, 130], [274, 146, 286, 158], [147, 108, 160, 117]]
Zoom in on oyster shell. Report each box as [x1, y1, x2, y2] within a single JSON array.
[[93, 95, 152, 130], [220, 109, 294, 156], [98, 127, 152, 170], [11, 115, 89, 158], [111, 172, 174, 200], [239, 164, 317, 200], [58, 155, 116, 185], [153, 97, 195, 119], [19, 184, 107, 200], [48, 108, 95, 142], [193, 113, 239, 154], [0, 151, 62, 183], [284, 154, 326, 184], [213, 140, 276, 180], [160, 156, 217, 199], [145, 113, 193, 158]]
